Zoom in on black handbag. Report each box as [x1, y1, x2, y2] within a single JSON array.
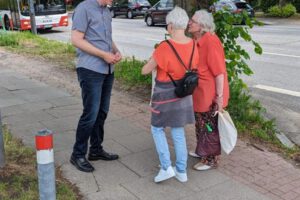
[[165, 40, 199, 98]]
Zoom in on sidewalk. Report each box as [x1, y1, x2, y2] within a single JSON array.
[[1, 50, 300, 200], [257, 17, 300, 26]]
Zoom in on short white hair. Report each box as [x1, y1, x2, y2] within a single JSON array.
[[194, 10, 215, 34], [166, 6, 189, 30]]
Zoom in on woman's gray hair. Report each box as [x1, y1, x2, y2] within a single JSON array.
[[166, 6, 189, 30], [194, 10, 215, 34]]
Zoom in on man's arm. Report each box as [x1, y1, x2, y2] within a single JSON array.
[[71, 30, 118, 64]]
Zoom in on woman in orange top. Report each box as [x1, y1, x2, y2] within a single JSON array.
[[142, 7, 199, 183], [188, 10, 229, 171]]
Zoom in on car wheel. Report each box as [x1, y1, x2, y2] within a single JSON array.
[[146, 16, 154, 26], [4, 16, 10, 30], [110, 10, 116, 18], [127, 10, 133, 19]]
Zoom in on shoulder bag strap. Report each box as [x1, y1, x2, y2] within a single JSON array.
[[165, 40, 188, 70]]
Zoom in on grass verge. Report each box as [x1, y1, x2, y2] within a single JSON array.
[[0, 125, 81, 200], [0, 31, 76, 69], [0, 31, 299, 163]]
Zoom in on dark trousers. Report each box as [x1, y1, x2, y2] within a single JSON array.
[[72, 68, 114, 158]]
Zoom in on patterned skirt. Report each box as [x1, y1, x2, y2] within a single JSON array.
[[194, 111, 221, 167]]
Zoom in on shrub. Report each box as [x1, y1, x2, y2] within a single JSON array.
[[268, 3, 296, 17], [268, 5, 282, 16], [282, 3, 297, 16]]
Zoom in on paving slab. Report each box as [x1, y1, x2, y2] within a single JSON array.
[[121, 175, 196, 200], [92, 161, 140, 187], [3, 110, 55, 126], [182, 179, 270, 200], [40, 115, 78, 133], [46, 96, 82, 107], [120, 149, 160, 177], [10, 86, 70, 103], [112, 131, 154, 153], [85, 185, 139, 200]]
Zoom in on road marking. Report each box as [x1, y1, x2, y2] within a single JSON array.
[[146, 38, 163, 42], [254, 85, 300, 97], [263, 52, 300, 58]]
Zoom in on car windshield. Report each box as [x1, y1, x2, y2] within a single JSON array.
[[159, 0, 173, 8], [137, 0, 149, 3], [20, 0, 66, 16], [235, 2, 248, 9]]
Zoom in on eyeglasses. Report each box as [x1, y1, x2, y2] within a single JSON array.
[[189, 19, 197, 24]]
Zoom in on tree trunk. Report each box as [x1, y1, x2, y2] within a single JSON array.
[[279, 0, 286, 7], [173, 0, 198, 16], [173, 0, 212, 16]]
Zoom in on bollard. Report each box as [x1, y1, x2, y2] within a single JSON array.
[[0, 111, 5, 168], [35, 129, 56, 200]]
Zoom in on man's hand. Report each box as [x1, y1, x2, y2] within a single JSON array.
[[103, 52, 119, 64], [114, 52, 122, 63]]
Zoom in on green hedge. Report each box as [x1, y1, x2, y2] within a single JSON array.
[[268, 3, 297, 17]]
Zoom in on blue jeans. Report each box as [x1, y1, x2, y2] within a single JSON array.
[[151, 126, 187, 173], [72, 68, 114, 158]]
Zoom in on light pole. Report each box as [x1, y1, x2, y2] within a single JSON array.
[[28, 0, 37, 34]]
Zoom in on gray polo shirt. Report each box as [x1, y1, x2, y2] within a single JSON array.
[[72, 0, 113, 74]]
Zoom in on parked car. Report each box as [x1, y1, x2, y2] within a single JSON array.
[[144, 0, 173, 26], [110, 0, 151, 19], [210, 0, 255, 18]]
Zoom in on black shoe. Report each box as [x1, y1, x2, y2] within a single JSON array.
[[88, 150, 119, 161], [70, 155, 95, 173]]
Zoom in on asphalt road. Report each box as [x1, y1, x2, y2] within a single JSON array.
[[39, 17, 300, 146]]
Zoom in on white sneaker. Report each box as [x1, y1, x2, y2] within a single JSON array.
[[173, 167, 188, 182], [193, 162, 212, 171], [188, 151, 201, 158], [154, 166, 175, 183]]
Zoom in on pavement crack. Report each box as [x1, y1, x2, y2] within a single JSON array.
[[92, 172, 101, 192], [120, 184, 141, 200], [118, 160, 142, 178]]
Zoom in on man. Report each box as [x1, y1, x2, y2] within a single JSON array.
[[70, 0, 122, 173]]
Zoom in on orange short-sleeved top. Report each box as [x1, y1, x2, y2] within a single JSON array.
[[153, 39, 199, 82], [193, 32, 229, 112]]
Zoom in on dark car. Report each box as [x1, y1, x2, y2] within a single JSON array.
[[110, 0, 151, 19], [210, 0, 255, 18], [144, 0, 173, 26]]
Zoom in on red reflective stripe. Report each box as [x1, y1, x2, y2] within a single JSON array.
[[151, 98, 180, 105], [150, 107, 160, 114], [35, 134, 53, 150]]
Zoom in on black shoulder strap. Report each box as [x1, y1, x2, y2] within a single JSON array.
[[165, 40, 188, 70], [165, 40, 195, 70], [165, 40, 196, 86]]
